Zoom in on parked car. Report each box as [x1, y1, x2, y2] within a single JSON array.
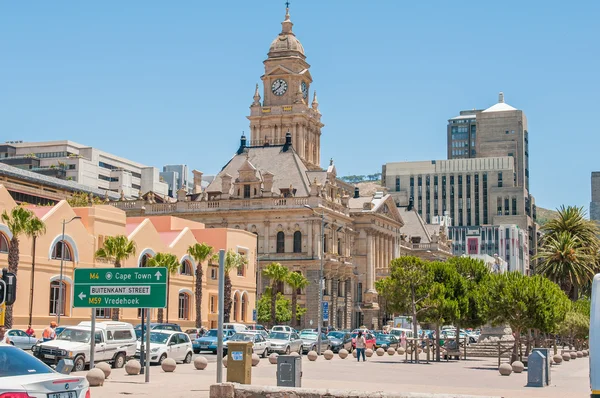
[[6, 329, 40, 350], [390, 328, 414, 340], [327, 331, 353, 353], [0, 345, 90, 396], [246, 324, 268, 332], [267, 331, 303, 354], [271, 325, 297, 333], [193, 329, 235, 354], [134, 323, 182, 339], [223, 332, 270, 357], [351, 331, 376, 350], [299, 330, 330, 354], [223, 323, 248, 332], [135, 330, 193, 365], [33, 321, 137, 372], [208, 329, 238, 353], [245, 329, 269, 340], [374, 333, 399, 349]]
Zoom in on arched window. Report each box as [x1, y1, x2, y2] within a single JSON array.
[[293, 231, 302, 253], [49, 280, 67, 316], [139, 254, 151, 267], [180, 260, 192, 276], [51, 241, 72, 261], [233, 293, 240, 321], [241, 293, 247, 322], [178, 293, 190, 320], [0, 234, 8, 253], [276, 231, 285, 253]]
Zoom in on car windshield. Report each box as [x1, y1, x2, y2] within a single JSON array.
[[300, 332, 317, 340], [376, 334, 392, 341], [0, 346, 54, 377], [204, 330, 218, 337], [269, 332, 290, 340], [148, 332, 170, 344], [230, 333, 253, 342], [328, 332, 345, 339], [57, 329, 91, 343]]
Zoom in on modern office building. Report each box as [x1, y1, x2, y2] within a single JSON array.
[[447, 110, 481, 159], [591, 172, 600, 223], [0, 140, 168, 199], [161, 164, 190, 197]]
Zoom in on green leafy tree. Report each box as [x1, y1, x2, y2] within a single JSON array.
[[376, 256, 433, 363], [262, 262, 290, 327], [286, 271, 309, 325], [257, 288, 292, 324], [147, 252, 180, 323], [187, 243, 214, 328], [223, 250, 248, 323], [95, 235, 137, 321], [1, 206, 46, 328]]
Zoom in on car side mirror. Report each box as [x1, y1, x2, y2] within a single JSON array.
[[169, 340, 176, 346]]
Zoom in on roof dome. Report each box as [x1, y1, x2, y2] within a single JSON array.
[[268, 8, 305, 58]]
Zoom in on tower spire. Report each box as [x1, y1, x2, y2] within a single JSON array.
[[252, 83, 261, 106], [312, 90, 319, 111], [281, 2, 293, 34]]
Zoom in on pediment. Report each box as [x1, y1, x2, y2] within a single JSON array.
[[375, 196, 404, 225], [264, 65, 295, 77]]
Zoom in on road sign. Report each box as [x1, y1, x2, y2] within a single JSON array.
[[252, 309, 257, 322], [322, 301, 329, 321], [73, 267, 167, 308], [2, 270, 16, 306]]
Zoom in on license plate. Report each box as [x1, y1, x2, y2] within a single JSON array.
[[200, 344, 208, 348], [48, 392, 76, 398], [44, 354, 56, 359]]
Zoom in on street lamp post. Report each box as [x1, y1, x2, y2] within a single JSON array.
[[56, 216, 81, 324], [305, 204, 325, 355]]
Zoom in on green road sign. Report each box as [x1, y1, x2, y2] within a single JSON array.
[[73, 267, 167, 308]]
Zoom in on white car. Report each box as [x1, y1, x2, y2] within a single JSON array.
[[136, 330, 193, 365], [271, 325, 297, 333], [223, 332, 270, 357], [6, 329, 40, 350], [0, 344, 90, 397]]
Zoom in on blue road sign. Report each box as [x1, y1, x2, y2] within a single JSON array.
[[252, 309, 257, 322], [322, 302, 329, 321]]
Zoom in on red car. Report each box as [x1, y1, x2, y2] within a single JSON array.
[[351, 331, 376, 349]]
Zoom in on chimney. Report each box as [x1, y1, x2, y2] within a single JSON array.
[[354, 186, 360, 199], [192, 170, 203, 194], [237, 133, 247, 155], [407, 196, 414, 211], [283, 131, 292, 151], [498, 92, 504, 103]]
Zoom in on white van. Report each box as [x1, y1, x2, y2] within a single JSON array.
[[390, 328, 414, 339], [223, 323, 248, 332], [33, 321, 137, 372]]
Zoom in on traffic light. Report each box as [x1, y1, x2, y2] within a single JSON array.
[[1, 268, 16, 306]]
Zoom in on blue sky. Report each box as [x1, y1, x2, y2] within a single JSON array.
[[1, 1, 599, 211]]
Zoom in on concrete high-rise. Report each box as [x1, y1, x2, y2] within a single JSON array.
[[591, 172, 600, 222], [447, 110, 481, 159]]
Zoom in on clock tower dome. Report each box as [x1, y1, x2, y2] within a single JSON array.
[[248, 6, 323, 170]]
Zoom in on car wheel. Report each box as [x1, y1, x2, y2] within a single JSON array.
[[184, 352, 193, 364], [194, 350, 199, 354], [326, 345, 331, 351], [74, 355, 86, 372], [261, 348, 267, 358], [285, 346, 290, 355], [113, 352, 126, 369], [158, 354, 167, 365]]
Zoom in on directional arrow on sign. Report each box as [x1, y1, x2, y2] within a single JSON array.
[[78, 292, 86, 300], [155, 271, 162, 280]]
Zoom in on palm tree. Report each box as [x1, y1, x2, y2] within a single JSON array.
[[536, 232, 595, 298], [221, 250, 248, 323], [27, 217, 47, 328], [187, 243, 214, 328], [287, 271, 309, 327], [542, 206, 600, 251], [95, 235, 137, 320], [147, 253, 179, 323], [1, 207, 46, 328], [262, 262, 290, 328]]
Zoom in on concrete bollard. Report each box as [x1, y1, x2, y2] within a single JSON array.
[[323, 350, 334, 360], [307, 351, 318, 361], [268, 353, 279, 364], [125, 360, 141, 375], [251, 353, 260, 367], [570, 352, 577, 360], [86, 368, 105, 387], [290, 352, 300, 357], [583, 350, 589, 357], [499, 363, 513, 376], [365, 348, 374, 357], [194, 356, 208, 370], [352, 349, 357, 358], [562, 353, 571, 362], [95, 362, 111, 379], [511, 361, 524, 373], [338, 349, 348, 359], [223, 356, 228, 368], [387, 347, 395, 356], [376, 348, 385, 356], [577, 351, 583, 358], [161, 358, 177, 372], [397, 347, 405, 355], [553, 354, 563, 365]]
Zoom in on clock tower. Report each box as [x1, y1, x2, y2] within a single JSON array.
[[248, 6, 324, 170]]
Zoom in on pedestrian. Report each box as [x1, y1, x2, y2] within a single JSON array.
[[0, 325, 10, 345], [356, 331, 366, 362], [42, 321, 58, 342], [400, 331, 406, 348], [25, 325, 36, 338]]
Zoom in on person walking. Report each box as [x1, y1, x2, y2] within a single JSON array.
[[400, 331, 407, 349], [356, 331, 367, 362], [25, 325, 36, 338], [42, 321, 58, 342], [0, 325, 11, 345]]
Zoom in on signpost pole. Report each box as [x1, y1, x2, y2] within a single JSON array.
[[145, 308, 150, 383], [89, 309, 96, 369], [140, 308, 145, 375], [216, 249, 225, 383]]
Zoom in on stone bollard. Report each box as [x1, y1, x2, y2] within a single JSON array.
[[577, 351, 583, 358], [397, 347, 405, 355], [553, 354, 563, 365], [338, 349, 349, 359], [365, 348, 374, 357], [194, 356, 208, 370], [95, 362, 111, 379], [352, 349, 357, 358], [223, 356, 228, 368], [307, 351, 318, 361], [268, 353, 279, 364], [570, 352, 577, 360], [125, 360, 141, 375], [324, 350, 334, 360], [376, 348, 385, 356], [86, 368, 106, 387], [562, 353, 571, 362], [499, 363, 513, 376], [161, 358, 177, 372], [290, 352, 300, 357], [511, 361, 524, 373], [583, 350, 589, 357], [387, 347, 395, 356], [251, 353, 260, 366]]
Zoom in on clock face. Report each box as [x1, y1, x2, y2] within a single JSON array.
[[301, 81, 308, 99], [271, 79, 288, 96]]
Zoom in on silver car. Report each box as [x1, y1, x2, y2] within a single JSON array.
[[6, 329, 40, 350], [299, 331, 330, 354], [267, 331, 303, 355]]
